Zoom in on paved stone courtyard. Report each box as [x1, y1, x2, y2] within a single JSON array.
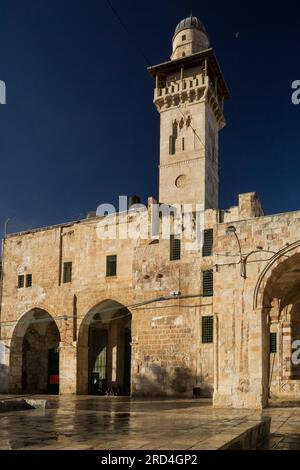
[[0, 396, 268, 450], [260, 403, 300, 450], [1, 396, 300, 450]]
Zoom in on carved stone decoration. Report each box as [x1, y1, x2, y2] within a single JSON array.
[[175, 175, 187, 188]]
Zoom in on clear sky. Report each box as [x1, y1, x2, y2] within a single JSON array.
[[0, 0, 299, 240]]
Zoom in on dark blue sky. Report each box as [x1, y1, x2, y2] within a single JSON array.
[[0, 0, 299, 239]]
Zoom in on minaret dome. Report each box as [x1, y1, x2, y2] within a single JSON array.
[[171, 16, 210, 60]]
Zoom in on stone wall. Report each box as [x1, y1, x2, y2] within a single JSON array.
[[2, 196, 300, 407], [0, 208, 215, 398]]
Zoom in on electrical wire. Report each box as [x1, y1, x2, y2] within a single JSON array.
[[105, 0, 152, 67], [105, 0, 210, 153], [0, 293, 205, 328], [175, 104, 207, 152]]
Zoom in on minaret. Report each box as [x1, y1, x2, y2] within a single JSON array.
[[148, 16, 229, 209]]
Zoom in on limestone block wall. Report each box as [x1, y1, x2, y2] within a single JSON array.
[[213, 209, 300, 408], [131, 227, 215, 397], [3, 196, 300, 406], [0, 207, 215, 398], [0, 216, 136, 394], [155, 65, 222, 209]]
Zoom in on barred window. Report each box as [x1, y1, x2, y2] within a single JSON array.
[[202, 316, 213, 343], [63, 262, 72, 283], [18, 275, 24, 289], [106, 255, 117, 277], [26, 274, 32, 288], [170, 235, 181, 261], [270, 332, 277, 353], [203, 270, 213, 297], [202, 229, 213, 257]]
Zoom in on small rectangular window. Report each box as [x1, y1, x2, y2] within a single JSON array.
[[18, 275, 24, 289], [182, 137, 185, 151], [26, 274, 32, 288], [270, 332, 277, 353], [202, 229, 213, 257], [182, 34, 186, 41], [202, 316, 213, 343], [170, 235, 181, 261], [106, 255, 117, 277], [169, 136, 175, 155], [203, 270, 213, 297], [63, 262, 72, 283]]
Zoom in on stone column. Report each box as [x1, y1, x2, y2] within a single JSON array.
[[59, 342, 77, 394], [10, 337, 23, 393], [213, 304, 267, 409], [0, 339, 10, 393], [282, 320, 292, 380]]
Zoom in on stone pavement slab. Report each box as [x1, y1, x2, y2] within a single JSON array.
[[260, 403, 300, 449], [0, 396, 269, 450]]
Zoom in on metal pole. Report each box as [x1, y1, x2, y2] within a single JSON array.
[[4, 218, 10, 238], [232, 230, 246, 278]]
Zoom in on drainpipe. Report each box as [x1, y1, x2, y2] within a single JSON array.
[[0, 223, 9, 342], [58, 226, 63, 286], [0, 240, 4, 342], [73, 294, 77, 342]]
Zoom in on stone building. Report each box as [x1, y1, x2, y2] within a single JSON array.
[[1, 16, 300, 409]]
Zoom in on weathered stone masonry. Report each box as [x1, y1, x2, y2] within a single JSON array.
[[1, 16, 300, 409]]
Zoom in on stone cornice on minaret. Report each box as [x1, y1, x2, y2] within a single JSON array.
[[148, 48, 229, 130]]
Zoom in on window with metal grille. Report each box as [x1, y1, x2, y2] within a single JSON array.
[[202, 229, 213, 257], [26, 274, 32, 288], [106, 255, 117, 277], [170, 235, 181, 261], [202, 270, 213, 297], [63, 262, 72, 283], [202, 316, 213, 343], [18, 275, 24, 288], [270, 332, 277, 353]]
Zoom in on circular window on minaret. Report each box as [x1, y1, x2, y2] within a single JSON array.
[[175, 175, 187, 188]]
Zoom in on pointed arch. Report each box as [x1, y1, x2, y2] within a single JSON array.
[[10, 308, 61, 394], [77, 299, 132, 396]]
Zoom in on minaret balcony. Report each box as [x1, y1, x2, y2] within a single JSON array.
[[153, 75, 210, 110], [154, 74, 207, 100]]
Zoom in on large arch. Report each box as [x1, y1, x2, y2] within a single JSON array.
[[253, 240, 300, 310], [77, 299, 132, 395], [254, 248, 300, 403], [10, 308, 61, 394]]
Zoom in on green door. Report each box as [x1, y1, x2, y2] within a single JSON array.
[[48, 348, 59, 394], [89, 329, 108, 395]]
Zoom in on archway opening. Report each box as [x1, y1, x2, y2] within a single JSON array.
[[10, 309, 60, 394], [77, 300, 131, 396], [261, 253, 300, 401]]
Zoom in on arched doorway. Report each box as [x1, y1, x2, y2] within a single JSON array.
[[258, 252, 300, 402], [77, 300, 132, 395], [10, 309, 60, 394]]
